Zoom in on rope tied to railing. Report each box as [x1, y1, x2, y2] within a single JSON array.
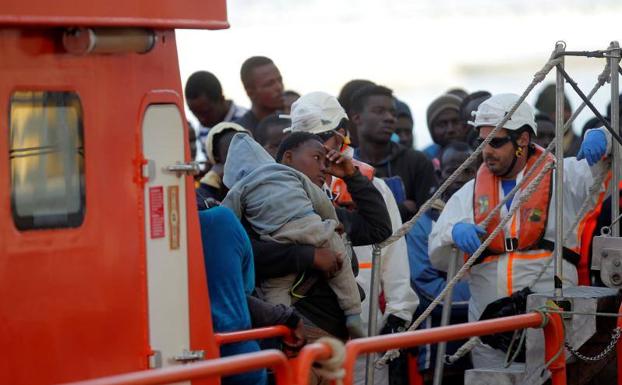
[[313, 337, 346, 385]]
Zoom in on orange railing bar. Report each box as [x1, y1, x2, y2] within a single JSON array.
[[293, 342, 333, 385], [58, 349, 292, 385], [617, 301, 622, 385], [343, 312, 565, 385], [215, 325, 292, 346]]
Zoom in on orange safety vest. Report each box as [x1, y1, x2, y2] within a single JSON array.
[[473, 144, 554, 254], [331, 159, 375, 206]]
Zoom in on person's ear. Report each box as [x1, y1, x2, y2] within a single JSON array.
[[520, 131, 531, 147], [351, 112, 362, 128], [281, 150, 293, 165]]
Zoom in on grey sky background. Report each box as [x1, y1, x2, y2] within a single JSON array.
[[178, 0, 622, 148]]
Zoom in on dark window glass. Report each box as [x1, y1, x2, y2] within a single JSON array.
[[9, 91, 85, 230]]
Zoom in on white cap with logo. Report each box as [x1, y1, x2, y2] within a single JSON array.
[[469, 93, 537, 135], [282, 91, 348, 134]]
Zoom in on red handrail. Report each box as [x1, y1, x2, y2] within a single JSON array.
[[342, 312, 565, 385], [215, 325, 292, 346], [57, 350, 292, 385], [292, 342, 333, 385]]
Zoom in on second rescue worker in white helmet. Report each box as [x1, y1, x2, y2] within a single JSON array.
[[429, 93, 612, 367]]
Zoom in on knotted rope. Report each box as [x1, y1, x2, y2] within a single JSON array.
[[314, 337, 346, 385]]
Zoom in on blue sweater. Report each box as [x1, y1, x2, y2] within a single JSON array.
[[199, 207, 265, 385]]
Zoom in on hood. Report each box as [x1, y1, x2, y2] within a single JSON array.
[[223, 133, 276, 188]]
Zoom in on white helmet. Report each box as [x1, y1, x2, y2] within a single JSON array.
[[469, 93, 537, 135], [282, 91, 348, 134]]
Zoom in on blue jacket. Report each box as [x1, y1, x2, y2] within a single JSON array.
[[406, 210, 471, 371]]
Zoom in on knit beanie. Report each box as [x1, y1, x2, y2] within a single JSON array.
[[426, 94, 463, 129]]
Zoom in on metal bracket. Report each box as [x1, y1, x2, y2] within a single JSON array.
[[592, 236, 622, 288], [149, 350, 162, 369], [165, 161, 201, 177], [143, 159, 156, 182], [173, 349, 205, 363]]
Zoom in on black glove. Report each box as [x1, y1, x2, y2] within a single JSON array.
[[380, 314, 408, 335], [479, 287, 532, 359]]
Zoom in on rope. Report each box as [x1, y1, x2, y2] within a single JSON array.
[[313, 337, 346, 385], [378, 51, 563, 249], [377, 159, 557, 366], [444, 336, 481, 364]]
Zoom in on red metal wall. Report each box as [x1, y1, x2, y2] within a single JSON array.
[[0, 28, 217, 385]]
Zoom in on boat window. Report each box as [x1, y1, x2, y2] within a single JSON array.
[[9, 91, 85, 230]]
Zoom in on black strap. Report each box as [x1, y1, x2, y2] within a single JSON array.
[[474, 238, 580, 267]]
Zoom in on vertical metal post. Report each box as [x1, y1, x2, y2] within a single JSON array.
[[365, 244, 382, 385], [554, 42, 565, 298], [432, 248, 459, 385], [610, 41, 621, 237]]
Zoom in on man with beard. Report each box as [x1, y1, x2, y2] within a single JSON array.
[[235, 56, 285, 135], [429, 93, 611, 368]]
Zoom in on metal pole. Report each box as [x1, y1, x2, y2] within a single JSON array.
[[554, 42, 565, 298], [610, 41, 621, 237], [365, 244, 382, 385], [432, 248, 460, 385]]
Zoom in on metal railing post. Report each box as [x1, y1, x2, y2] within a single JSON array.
[[554, 41, 566, 298], [432, 249, 459, 385], [609, 41, 621, 237], [617, 302, 622, 385], [364, 244, 382, 385]]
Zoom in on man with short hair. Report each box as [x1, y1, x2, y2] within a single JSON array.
[[429, 93, 611, 367], [236, 56, 284, 134], [423, 93, 466, 163], [352, 85, 437, 220], [394, 99, 414, 148], [185, 71, 247, 150], [255, 113, 290, 158]]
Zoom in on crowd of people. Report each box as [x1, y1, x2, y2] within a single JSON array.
[[187, 55, 619, 385]]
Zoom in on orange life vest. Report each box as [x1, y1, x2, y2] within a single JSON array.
[[331, 159, 375, 206], [473, 144, 554, 254]]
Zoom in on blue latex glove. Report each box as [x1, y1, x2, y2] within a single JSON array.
[[452, 222, 486, 255], [577, 129, 607, 166]]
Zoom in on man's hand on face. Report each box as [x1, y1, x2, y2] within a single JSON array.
[[312, 247, 343, 277], [324, 147, 356, 179]]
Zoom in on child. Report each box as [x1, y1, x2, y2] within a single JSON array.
[[221, 133, 363, 338]]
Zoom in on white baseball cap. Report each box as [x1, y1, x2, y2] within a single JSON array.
[[469, 93, 537, 135], [282, 91, 348, 134]]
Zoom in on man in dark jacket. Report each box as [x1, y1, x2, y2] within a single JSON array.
[[250, 132, 392, 340], [351, 85, 438, 221]]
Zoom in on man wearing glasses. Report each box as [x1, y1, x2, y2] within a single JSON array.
[[428, 93, 611, 368]]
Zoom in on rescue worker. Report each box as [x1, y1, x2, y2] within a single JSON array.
[[429, 93, 612, 368]]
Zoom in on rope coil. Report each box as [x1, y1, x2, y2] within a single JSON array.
[[313, 337, 346, 385]]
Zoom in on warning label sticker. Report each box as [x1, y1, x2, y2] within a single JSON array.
[[149, 186, 165, 239]]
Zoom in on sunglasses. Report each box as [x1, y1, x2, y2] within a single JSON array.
[[475, 136, 513, 149]]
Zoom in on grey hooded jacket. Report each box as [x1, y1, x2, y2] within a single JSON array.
[[221, 134, 338, 235]]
